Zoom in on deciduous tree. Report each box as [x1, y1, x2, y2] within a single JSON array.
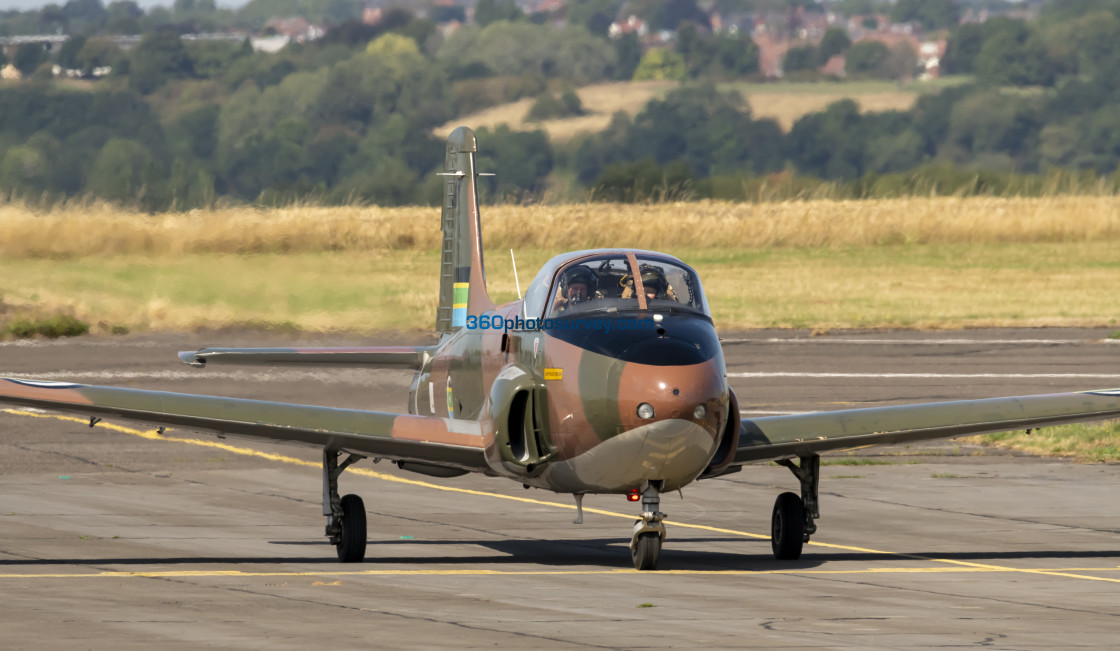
[[633, 48, 686, 81], [783, 45, 818, 74], [974, 30, 1056, 86], [817, 27, 852, 65], [475, 0, 523, 27], [129, 31, 196, 94], [12, 44, 47, 77], [845, 40, 890, 78]]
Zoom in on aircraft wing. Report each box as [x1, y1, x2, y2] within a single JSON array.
[[0, 377, 488, 472], [178, 346, 436, 369], [735, 389, 1120, 463]]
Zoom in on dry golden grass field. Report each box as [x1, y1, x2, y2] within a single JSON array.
[[2, 196, 1120, 335], [436, 79, 943, 142]]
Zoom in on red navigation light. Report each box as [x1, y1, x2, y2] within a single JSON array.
[[626, 489, 641, 502]]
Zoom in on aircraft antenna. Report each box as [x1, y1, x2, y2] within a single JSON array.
[[510, 249, 522, 299]]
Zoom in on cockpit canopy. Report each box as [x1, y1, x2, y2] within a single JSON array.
[[522, 252, 710, 320]]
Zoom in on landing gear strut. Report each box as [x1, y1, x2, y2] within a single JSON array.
[[630, 482, 666, 571], [323, 449, 367, 562], [771, 454, 820, 560]]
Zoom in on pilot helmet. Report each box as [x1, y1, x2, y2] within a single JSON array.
[[638, 265, 668, 294], [564, 266, 597, 293]]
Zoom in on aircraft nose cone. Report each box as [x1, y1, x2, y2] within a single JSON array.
[[540, 419, 719, 493], [630, 418, 718, 488], [617, 358, 728, 439]]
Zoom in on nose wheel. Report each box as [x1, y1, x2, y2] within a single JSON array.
[[631, 531, 662, 570], [629, 482, 666, 570]]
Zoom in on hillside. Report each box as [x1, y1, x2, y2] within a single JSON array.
[[436, 79, 964, 142]]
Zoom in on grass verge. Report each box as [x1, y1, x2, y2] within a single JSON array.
[[5, 314, 90, 339], [2, 240, 1118, 333], [968, 422, 1120, 463], [0, 297, 94, 340]]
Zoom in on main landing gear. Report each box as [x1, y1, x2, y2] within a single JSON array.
[[323, 449, 367, 562], [771, 454, 820, 560], [630, 482, 666, 571]]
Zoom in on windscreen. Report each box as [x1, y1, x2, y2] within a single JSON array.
[[547, 255, 708, 319], [633, 255, 709, 315]]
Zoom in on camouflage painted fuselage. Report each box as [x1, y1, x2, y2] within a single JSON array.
[[411, 255, 735, 494]]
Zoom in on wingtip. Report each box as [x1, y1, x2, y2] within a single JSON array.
[[178, 351, 205, 367]]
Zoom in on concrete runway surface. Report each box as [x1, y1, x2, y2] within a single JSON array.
[[1, 328, 1119, 649]]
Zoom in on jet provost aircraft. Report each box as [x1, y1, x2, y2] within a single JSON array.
[[4, 127, 1120, 571]]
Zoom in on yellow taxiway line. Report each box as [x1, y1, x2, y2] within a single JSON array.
[[1, 567, 1120, 580], [4, 408, 1119, 584]]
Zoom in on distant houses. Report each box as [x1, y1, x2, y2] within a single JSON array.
[[0, 26, 322, 80], [0, 1, 977, 84], [608, 15, 648, 39], [263, 16, 325, 43]]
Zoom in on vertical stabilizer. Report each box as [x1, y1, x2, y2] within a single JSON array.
[[437, 127, 495, 332]]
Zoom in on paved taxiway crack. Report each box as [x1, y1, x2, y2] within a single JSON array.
[[786, 572, 1120, 619], [141, 575, 622, 649], [830, 491, 1120, 536], [758, 617, 1011, 647], [7, 441, 133, 471]]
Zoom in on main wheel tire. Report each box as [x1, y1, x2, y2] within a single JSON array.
[[771, 491, 805, 561], [631, 532, 662, 571], [336, 493, 367, 563]]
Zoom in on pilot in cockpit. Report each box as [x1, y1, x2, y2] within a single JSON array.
[[621, 265, 678, 302], [553, 266, 598, 312]]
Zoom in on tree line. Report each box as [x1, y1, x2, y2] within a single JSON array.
[[3, 1, 1120, 209]]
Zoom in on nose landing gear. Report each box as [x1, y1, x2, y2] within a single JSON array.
[[630, 482, 666, 570]]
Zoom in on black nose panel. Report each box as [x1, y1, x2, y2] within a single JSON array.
[[543, 314, 719, 366]]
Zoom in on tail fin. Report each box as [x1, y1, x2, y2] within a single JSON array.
[[437, 127, 495, 332]]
